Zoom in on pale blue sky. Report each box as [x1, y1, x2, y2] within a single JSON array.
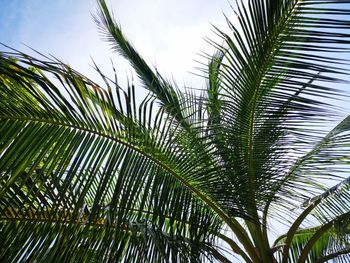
[[0, 0, 230, 86]]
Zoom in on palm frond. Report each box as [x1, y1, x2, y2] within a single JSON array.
[[201, 0, 350, 216], [267, 113, 350, 223], [94, 0, 189, 130], [0, 52, 224, 262], [274, 222, 350, 263]]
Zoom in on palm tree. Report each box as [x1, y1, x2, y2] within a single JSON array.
[[1, 0, 350, 262]]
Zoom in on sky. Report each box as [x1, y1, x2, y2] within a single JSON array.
[[0, 0, 230, 88]]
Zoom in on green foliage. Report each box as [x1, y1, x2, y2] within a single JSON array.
[[1, 0, 350, 262]]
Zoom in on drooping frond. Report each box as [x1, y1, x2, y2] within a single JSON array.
[[0, 52, 224, 262]]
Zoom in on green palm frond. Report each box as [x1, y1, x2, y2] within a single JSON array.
[[0, 53, 224, 262], [268, 113, 350, 219], [95, 0, 188, 130], [206, 0, 350, 215], [274, 221, 350, 263]]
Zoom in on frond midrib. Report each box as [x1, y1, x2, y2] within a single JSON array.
[[0, 114, 240, 237], [246, 0, 301, 199]]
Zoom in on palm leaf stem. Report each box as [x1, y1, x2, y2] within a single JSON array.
[[216, 232, 253, 263], [314, 248, 350, 263], [262, 73, 320, 250], [280, 201, 320, 263], [1, 215, 120, 229], [244, 0, 302, 260], [245, 219, 269, 261], [297, 211, 350, 263], [211, 247, 232, 263]]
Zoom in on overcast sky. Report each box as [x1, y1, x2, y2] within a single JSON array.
[[0, 0, 231, 88]]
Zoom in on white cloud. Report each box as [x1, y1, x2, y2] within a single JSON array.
[[3, 0, 237, 91]]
